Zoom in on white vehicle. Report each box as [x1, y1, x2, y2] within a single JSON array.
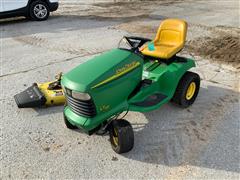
[[0, 0, 59, 21]]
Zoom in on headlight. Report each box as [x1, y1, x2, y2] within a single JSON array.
[[72, 91, 91, 101], [62, 86, 66, 93], [65, 88, 72, 96]]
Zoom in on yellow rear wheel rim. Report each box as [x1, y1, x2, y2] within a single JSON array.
[[186, 82, 196, 100], [112, 128, 119, 146]]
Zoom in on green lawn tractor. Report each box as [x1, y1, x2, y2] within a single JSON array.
[[61, 19, 200, 153]]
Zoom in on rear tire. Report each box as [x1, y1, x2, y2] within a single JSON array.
[[172, 71, 200, 108], [63, 112, 78, 129], [109, 119, 134, 154], [29, 0, 50, 21]]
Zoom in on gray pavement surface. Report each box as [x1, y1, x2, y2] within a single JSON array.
[[0, 0, 239, 179], [151, 0, 240, 28]]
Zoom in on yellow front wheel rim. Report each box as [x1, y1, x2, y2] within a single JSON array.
[[112, 128, 119, 146], [186, 82, 196, 100]]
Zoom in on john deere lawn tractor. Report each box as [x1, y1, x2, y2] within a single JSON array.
[[61, 19, 200, 153]]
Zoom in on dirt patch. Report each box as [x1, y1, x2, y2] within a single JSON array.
[[58, 0, 184, 19], [117, 22, 158, 35], [186, 35, 240, 68], [94, 0, 183, 8], [14, 35, 89, 55]]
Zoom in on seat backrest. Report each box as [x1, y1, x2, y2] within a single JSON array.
[[154, 19, 187, 47]]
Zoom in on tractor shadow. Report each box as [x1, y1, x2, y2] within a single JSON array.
[[31, 84, 240, 174], [33, 105, 64, 117], [123, 85, 240, 173]]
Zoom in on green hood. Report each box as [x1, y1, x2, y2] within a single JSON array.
[[61, 48, 142, 92]]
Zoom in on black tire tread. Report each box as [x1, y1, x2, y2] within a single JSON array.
[[110, 119, 134, 154], [172, 71, 200, 108]]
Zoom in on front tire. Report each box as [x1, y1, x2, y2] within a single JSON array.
[[29, 0, 50, 21], [109, 119, 134, 154], [172, 71, 200, 108]]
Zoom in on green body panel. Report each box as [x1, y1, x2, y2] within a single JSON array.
[[61, 49, 142, 92], [62, 49, 143, 131], [62, 48, 195, 133], [128, 58, 195, 112]]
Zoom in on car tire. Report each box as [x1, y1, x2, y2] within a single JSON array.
[[29, 0, 50, 21], [172, 71, 200, 108], [109, 119, 134, 154]]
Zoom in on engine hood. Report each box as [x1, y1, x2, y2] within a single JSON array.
[[61, 48, 143, 92]]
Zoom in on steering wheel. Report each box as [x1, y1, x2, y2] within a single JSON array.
[[120, 36, 152, 51]]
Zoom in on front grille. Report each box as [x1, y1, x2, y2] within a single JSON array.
[[66, 94, 96, 117]]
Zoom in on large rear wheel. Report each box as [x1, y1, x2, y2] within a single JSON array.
[[172, 71, 200, 108]]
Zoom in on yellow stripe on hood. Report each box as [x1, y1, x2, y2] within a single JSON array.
[[92, 61, 140, 89]]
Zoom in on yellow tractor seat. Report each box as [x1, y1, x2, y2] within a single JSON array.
[[141, 19, 188, 60]]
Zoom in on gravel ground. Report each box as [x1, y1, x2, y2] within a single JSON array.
[[0, 0, 239, 179]]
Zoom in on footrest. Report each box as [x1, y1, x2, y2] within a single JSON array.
[[132, 93, 167, 107]]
